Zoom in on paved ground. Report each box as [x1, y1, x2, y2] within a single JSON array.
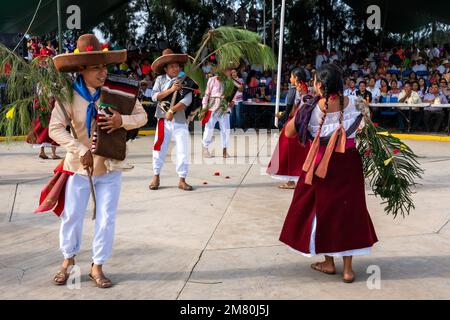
[[1, 130, 450, 299]]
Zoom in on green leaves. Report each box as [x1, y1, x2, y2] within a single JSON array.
[[199, 26, 276, 71], [0, 44, 73, 139], [356, 100, 424, 218]]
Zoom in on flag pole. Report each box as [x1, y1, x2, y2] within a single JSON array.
[[57, 0, 63, 54], [274, 0, 285, 128]]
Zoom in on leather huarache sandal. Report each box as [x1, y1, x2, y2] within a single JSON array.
[[310, 262, 336, 275], [89, 263, 113, 289], [52, 256, 76, 285]]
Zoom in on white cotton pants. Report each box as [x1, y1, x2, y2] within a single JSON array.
[[153, 120, 190, 178], [59, 171, 122, 265], [202, 111, 231, 148]]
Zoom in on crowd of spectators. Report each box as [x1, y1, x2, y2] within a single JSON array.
[[3, 36, 450, 132]]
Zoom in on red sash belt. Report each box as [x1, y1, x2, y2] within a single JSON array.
[[201, 110, 213, 126], [35, 160, 74, 216], [153, 118, 165, 151]]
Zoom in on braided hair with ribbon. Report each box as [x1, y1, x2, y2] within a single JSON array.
[[297, 63, 347, 185]]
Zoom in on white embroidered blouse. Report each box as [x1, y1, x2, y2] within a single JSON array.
[[308, 96, 362, 139]]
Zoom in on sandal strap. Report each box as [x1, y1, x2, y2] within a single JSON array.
[[90, 273, 112, 287]]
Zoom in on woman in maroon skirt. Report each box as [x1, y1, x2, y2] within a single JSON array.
[[267, 68, 310, 189], [26, 98, 60, 159], [279, 64, 378, 283]]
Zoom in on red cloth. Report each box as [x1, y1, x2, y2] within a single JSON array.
[[35, 161, 74, 216], [201, 110, 212, 126], [141, 64, 152, 75], [266, 126, 309, 177], [28, 116, 58, 146], [27, 99, 58, 146], [279, 144, 378, 254], [153, 118, 165, 151]]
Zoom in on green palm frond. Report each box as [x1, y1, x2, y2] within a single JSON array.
[[184, 60, 207, 95], [202, 26, 276, 71], [184, 26, 276, 99], [355, 98, 424, 218], [0, 43, 73, 139]]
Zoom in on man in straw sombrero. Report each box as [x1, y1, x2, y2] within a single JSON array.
[[48, 34, 147, 288], [148, 48, 194, 191]]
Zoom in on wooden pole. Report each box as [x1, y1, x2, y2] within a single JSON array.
[[54, 97, 97, 220]]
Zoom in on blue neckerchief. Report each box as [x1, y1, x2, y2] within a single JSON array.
[[72, 75, 101, 138]]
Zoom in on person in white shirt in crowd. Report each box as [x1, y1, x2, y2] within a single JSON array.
[[202, 60, 213, 75], [374, 73, 383, 89], [367, 77, 381, 103], [344, 78, 358, 97], [397, 81, 423, 132], [413, 80, 424, 99], [229, 69, 245, 129], [329, 48, 339, 63], [361, 59, 372, 76], [439, 78, 449, 98], [139, 80, 153, 101], [398, 81, 422, 104], [429, 44, 440, 59], [349, 61, 359, 72], [315, 48, 329, 70], [411, 80, 425, 130], [437, 59, 450, 75], [388, 80, 401, 101], [418, 77, 428, 96], [423, 82, 448, 132], [412, 58, 428, 74]]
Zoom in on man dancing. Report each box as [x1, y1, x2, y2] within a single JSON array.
[[148, 49, 194, 191], [49, 34, 147, 288]]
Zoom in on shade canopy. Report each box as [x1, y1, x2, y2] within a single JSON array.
[[0, 0, 129, 35], [343, 0, 450, 33]]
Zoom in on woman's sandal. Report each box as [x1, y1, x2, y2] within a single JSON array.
[[278, 182, 295, 189], [52, 257, 75, 285], [51, 155, 62, 160], [89, 264, 113, 289], [310, 262, 336, 275]]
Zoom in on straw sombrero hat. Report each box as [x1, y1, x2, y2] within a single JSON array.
[[53, 34, 127, 73], [151, 49, 189, 75]]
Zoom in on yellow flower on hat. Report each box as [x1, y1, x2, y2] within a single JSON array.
[[6, 106, 15, 119], [74, 48, 80, 53]]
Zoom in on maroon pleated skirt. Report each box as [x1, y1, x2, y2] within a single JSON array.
[[27, 116, 58, 146], [279, 147, 378, 254], [266, 127, 309, 178]]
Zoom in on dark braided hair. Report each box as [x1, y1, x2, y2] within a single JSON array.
[[295, 63, 344, 145], [291, 67, 307, 83]]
